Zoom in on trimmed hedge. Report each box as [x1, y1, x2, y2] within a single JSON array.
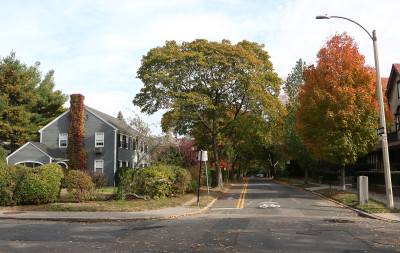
[[132, 164, 191, 199], [16, 164, 64, 205], [355, 171, 400, 186], [0, 163, 64, 206], [0, 164, 29, 206]]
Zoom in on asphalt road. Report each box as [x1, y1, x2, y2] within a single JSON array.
[[0, 178, 399, 252]]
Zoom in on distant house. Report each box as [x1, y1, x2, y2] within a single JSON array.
[[6, 104, 150, 186], [367, 64, 400, 171]]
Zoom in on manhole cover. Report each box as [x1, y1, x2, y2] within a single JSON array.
[[323, 218, 354, 223], [3, 212, 26, 215], [296, 230, 322, 235], [372, 239, 400, 246]]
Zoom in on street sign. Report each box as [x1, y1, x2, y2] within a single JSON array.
[[197, 150, 208, 161], [377, 127, 384, 136]]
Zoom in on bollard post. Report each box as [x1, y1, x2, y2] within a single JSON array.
[[357, 176, 368, 205]]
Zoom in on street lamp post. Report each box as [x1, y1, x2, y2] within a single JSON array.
[[316, 15, 394, 209]]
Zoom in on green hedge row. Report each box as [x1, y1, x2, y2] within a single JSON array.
[[0, 163, 64, 206], [132, 163, 191, 199], [355, 171, 400, 186]]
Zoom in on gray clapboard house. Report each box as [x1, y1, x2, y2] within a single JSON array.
[[6, 106, 149, 186]]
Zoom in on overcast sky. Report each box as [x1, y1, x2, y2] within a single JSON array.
[[1, 0, 399, 134]]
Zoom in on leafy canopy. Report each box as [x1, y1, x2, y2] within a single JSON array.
[[133, 39, 283, 187], [296, 33, 388, 165]]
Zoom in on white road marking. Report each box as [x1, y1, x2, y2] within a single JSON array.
[[259, 201, 280, 208]]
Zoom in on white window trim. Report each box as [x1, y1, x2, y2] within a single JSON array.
[[95, 132, 104, 147], [59, 133, 68, 148], [119, 134, 123, 148], [94, 160, 104, 173]]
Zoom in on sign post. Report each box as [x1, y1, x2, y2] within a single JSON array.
[[197, 151, 209, 207]]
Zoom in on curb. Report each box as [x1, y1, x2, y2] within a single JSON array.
[[0, 189, 228, 223], [273, 180, 400, 223]]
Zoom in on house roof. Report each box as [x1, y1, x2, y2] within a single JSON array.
[[385, 64, 400, 97], [6, 141, 68, 161], [30, 142, 68, 160], [85, 106, 137, 136], [39, 104, 138, 136]]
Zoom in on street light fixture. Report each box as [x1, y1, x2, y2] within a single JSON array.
[[316, 15, 394, 209]]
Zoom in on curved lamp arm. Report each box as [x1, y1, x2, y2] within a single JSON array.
[[316, 15, 374, 40]]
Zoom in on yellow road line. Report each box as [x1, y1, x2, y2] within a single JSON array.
[[236, 181, 248, 209]]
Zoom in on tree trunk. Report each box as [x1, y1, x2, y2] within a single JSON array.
[[304, 167, 309, 185], [341, 166, 346, 191], [230, 163, 235, 180], [212, 110, 223, 188]]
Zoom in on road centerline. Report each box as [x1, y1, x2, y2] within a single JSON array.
[[236, 181, 248, 209]]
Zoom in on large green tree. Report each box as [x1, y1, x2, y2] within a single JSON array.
[[296, 33, 391, 189], [0, 52, 67, 150], [283, 59, 315, 184], [133, 39, 283, 187]]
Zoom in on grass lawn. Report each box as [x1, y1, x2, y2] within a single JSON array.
[[0, 187, 225, 212], [188, 188, 227, 209], [315, 188, 400, 214], [278, 177, 320, 189]]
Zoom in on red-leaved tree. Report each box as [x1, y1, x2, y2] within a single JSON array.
[[177, 137, 198, 166]]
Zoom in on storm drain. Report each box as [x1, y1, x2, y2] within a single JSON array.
[[323, 218, 355, 223]]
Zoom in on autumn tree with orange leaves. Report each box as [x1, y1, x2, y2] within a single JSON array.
[[296, 33, 392, 190]]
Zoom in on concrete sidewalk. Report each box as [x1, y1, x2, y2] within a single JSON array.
[[0, 197, 218, 222], [304, 183, 400, 223]]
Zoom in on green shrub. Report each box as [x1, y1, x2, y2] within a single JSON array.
[[0, 164, 29, 206], [133, 166, 171, 199], [156, 145, 188, 167], [14, 163, 64, 205], [170, 166, 191, 194], [85, 170, 108, 188], [186, 181, 199, 193], [114, 166, 134, 187], [64, 170, 95, 202], [187, 165, 212, 187], [114, 167, 136, 201], [0, 146, 6, 166], [132, 164, 191, 199], [355, 171, 400, 186]]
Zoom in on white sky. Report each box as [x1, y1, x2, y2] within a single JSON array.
[[1, 0, 399, 134]]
